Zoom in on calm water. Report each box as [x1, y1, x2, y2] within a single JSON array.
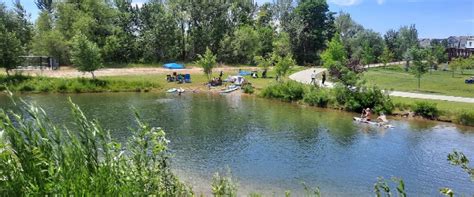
[[1, 93, 473, 196]]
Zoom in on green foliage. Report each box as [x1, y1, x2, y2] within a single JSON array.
[[274, 54, 296, 81], [261, 81, 305, 102], [379, 46, 394, 67], [0, 74, 159, 93], [242, 84, 255, 94], [334, 85, 394, 114], [195, 47, 217, 81], [454, 110, 474, 127], [322, 33, 361, 86], [31, 29, 69, 65], [272, 32, 292, 57], [289, 0, 335, 65], [412, 101, 439, 119], [374, 177, 407, 197], [211, 170, 237, 197], [71, 34, 103, 79], [303, 87, 332, 107], [408, 47, 429, 89], [254, 55, 273, 71], [0, 98, 192, 196], [0, 25, 23, 75], [447, 151, 474, 180]]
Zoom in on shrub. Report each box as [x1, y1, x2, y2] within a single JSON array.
[[334, 84, 394, 114], [412, 101, 439, 119], [0, 98, 192, 196], [260, 81, 304, 102], [242, 83, 255, 94], [303, 87, 332, 107], [211, 170, 237, 197], [454, 111, 474, 126]]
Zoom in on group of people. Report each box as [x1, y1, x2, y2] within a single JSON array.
[[361, 108, 389, 126], [310, 70, 326, 86]]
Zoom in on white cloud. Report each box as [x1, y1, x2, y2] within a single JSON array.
[[376, 0, 386, 5], [329, 0, 362, 6]]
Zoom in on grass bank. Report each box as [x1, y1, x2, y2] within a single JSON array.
[[363, 66, 474, 98], [0, 74, 160, 93]]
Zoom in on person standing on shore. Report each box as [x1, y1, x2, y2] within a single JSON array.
[[310, 70, 316, 86], [322, 71, 326, 85]]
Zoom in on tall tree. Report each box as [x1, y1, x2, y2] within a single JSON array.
[[274, 54, 295, 81], [0, 24, 23, 75], [35, 0, 53, 13], [289, 0, 335, 65], [384, 29, 399, 59], [379, 46, 394, 68], [397, 25, 419, 61], [71, 34, 103, 79]]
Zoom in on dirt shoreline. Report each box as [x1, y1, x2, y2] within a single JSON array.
[[13, 66, 259, 78]]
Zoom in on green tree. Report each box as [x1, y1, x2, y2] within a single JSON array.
[[361, 41, 375, 68], [273, 54, 296, 81], [431, 44, 448, 70], [272, 32, 292, 57], [379, 46, 394, 68], [384, 29, 399, 60], [321, 33, 361, 86], [218, 25, 260, 64], [0, 25, 23, 75], [289, 0, 335, 65], [71, 34, 103, 79], [195, 48, 217, 81], [254, 55, 273, 76], [449, 57, 464, 77], [409, 47, 429, 89]]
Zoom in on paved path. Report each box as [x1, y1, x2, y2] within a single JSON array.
[[289, 67, 474, 104]]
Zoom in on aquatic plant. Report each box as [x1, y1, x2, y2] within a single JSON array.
[[0, 98, 191, 196]]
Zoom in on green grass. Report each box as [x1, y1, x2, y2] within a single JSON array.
[[392, 97, 474, 114], [363, 66, 474, 98], [0, 74, 160, 93]]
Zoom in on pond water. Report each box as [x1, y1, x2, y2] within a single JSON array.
[[1, 93, 473, 196]]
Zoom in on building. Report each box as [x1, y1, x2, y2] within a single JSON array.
[[445, 36, 474, 60]]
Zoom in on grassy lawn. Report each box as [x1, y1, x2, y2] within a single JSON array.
[[392, 96, 474, 114], [363, 65, 474, 98]]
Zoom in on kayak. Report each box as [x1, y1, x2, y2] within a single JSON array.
[[167, 88, 185, 93], [353, 117, 394, 128], [220, 86, 239, 93], [166, 88, 177, 93]]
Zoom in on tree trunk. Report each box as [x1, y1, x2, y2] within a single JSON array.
[[6, 69, 10, 76], [418, 77, 420, 89], [181, 21, 186, 61], [91, 71, 96, 79]]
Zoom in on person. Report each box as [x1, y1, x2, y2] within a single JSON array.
[[362, 108, 371, 121], [219, 70, 223, 78], [310, 70, 316, 85], [322, 71, 326, 85], [376, 112, 389, 125]]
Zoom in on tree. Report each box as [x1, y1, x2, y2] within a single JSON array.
[[254, 55, 273, 75], [273, 54, 295, 81], [409, 47, 429, 89], [195, 48, 217, 81], [0, 25, 23, 76], [289, 0, 334, 65], [379, 46, 394, 68], [272, 32, 292, 58], [71, 34, 103, 79], [449, 57, 464, 77], [361, 41, 375, 68], [321, 33, 360, 85], [431, 44, 448, 70], [218, 25, 260, 64]]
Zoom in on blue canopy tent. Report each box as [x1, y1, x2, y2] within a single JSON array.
[[163, 63, 185, 69]]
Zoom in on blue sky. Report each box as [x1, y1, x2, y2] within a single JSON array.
[[3, 0, 473, 38]]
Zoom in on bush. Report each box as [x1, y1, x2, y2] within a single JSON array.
[[242, 83, 254, 94], [454, 110, 474, 126], [303, 87, 332, 107], [260, 81, 305, 102], [211, 170, 237, 197], [412, 101, 439, 119], [334, 84, 394, 114], [0, 99, 192, 196]]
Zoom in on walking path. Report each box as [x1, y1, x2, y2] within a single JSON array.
[[289, 67, 474, 104]]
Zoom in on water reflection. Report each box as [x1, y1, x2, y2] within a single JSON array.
[[0, 92, 473, 196]]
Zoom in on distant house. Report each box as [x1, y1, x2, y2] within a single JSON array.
[[446, 36, 474, 60]]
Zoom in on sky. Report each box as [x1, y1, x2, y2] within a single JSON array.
[[2, 0, 473, 38]]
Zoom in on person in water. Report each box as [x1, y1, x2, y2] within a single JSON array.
[[362, 108, 371, 121], [376, 112, 389, 125]]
